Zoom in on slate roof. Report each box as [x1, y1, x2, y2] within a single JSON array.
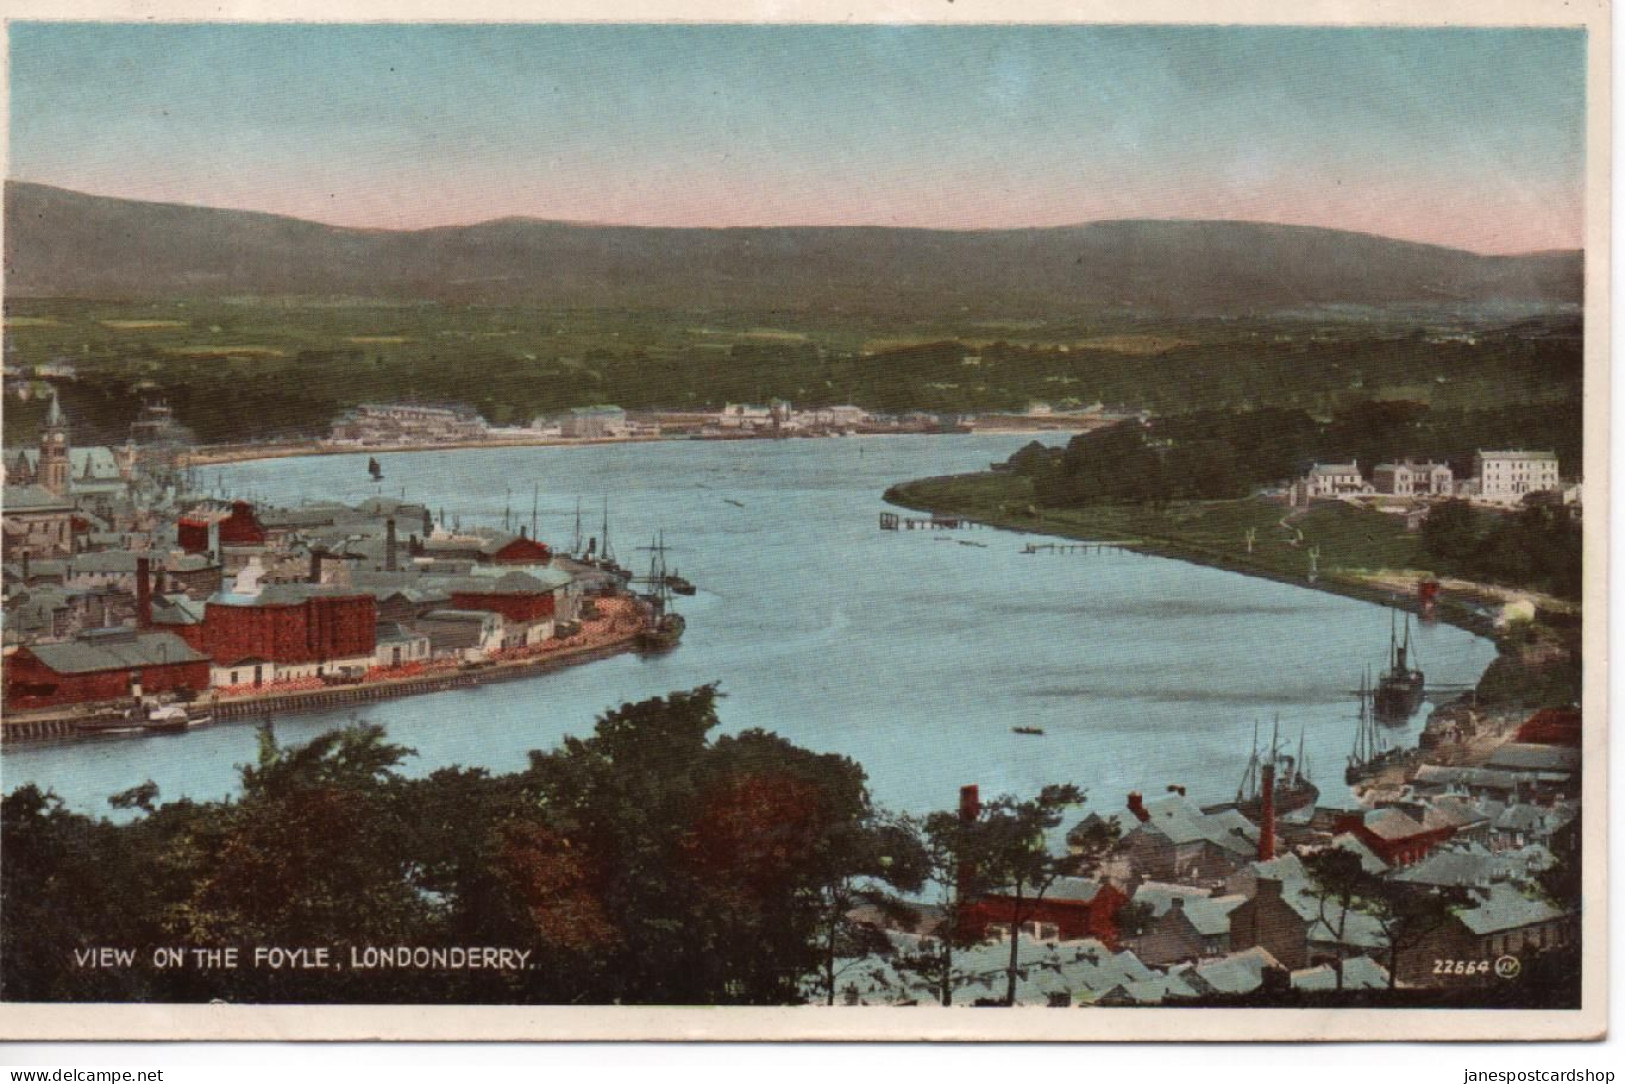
[[1290, 956, 1390, 991], [3, 484, 75, 512], [1190, 946, 1282, 995], [1137, 795, 1259, 856], [1457, 884, 1568, 936], [1484, 744, 1580, 774], [26, 630, 207, 674], [1391, 848, 1500, 888], [1361, 807, 1428, 841]]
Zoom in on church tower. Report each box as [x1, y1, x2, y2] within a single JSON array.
[[39, 389, 72, 497]]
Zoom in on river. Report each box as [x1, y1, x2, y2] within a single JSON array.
[[2, 434, 1498, 823]]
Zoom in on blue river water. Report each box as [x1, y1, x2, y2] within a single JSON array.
[[2, 434, 1498, 822]]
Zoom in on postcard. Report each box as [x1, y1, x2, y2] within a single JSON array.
[[0, 0, 1607, 1042]]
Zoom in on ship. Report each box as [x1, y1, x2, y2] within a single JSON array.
[[1373, 610, 1425, 722], [368, 456, 384, 482], [664, 569, 697, 596], [1226, 718, 1319, 822], [635, 532, 686, 652], [1346, 669, 1413, 784]]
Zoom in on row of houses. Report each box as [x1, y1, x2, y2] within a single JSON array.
[[1299, 451, 1568, 506], [831, 715, 1579, 1005]]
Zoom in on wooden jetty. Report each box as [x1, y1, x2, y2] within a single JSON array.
[[1019, 541, 1135, 555], [880, 511, 980, 531]]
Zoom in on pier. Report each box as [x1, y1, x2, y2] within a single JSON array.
[[1019, 541, 1136, 556], [880, 511, 980, 531]]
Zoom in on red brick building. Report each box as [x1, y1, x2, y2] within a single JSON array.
[[5, 629, 211, 710], [968, 877, 1129, 947], [201, 585, 376, 665], [448, 571, 560, 623], [178, 500, 267, 554], [1332, 807, 1455, 867]]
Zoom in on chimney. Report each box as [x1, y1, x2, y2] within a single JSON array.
[[1259, 763, 1276, 861], [1127, 792, 1148, 823], [1255, 877, 1283, 901], [308, 549, 324, 584], [959, 784, 980, 824], [519, 524, 527, 539], [135, 556, 153, 629], [385, 518, 398, 573]]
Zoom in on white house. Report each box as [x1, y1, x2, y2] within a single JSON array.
[[1304, 461, 1368, 498], [1474, 451, 1560, 504]]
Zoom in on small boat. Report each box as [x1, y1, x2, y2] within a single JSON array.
[[637, 612, 687, 652], [724, 498, 746, 508], [664, 570, 697, 596], [142, 703, 212, 733], [1012, 726, 1045, 736], [368, 456, 384, 482]]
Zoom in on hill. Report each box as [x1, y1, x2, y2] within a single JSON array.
[[2, 182, 1583, 314]]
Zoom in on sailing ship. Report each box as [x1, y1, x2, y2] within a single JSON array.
[[1229, 718, 1319, 821], [635, 532, 686, 652], [595, 498, 632, 583], [368, 457, 384, 482], [1373, 610, 1425, 722], [1346, 668, 1412, 784]]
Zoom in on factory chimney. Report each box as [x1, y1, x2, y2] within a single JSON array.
[[135, 556, 153, 629], [385, 518, 398, 573], [1258, 762, 1277, 861]]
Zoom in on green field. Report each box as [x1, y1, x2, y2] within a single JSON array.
[[1, 296, 1583, 447]]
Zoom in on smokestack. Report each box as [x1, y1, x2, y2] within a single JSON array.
[[385, 518, 398, 573], [959, 784, 980, 823], [309, 549, 324, 584], [1259, 763, 1276, 861], [1127, 792, 1148, 823], [135, 556, 153, 629]]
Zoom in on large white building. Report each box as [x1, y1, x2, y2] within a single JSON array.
[[1474, 451, 1561, 504]]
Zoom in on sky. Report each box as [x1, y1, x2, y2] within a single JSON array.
[[5, 23, 1588, 253]]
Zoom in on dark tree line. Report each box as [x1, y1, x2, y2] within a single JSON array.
[[0, 687, 1104, 1007], [1422, 500, 1583, 600], [1010, 399, 1582, 512]]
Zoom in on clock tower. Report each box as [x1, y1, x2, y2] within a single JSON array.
[[39, 389, 71, 498]]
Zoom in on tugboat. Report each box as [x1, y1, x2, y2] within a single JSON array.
[[1226, 718, 1319, 821], [1346, 669, 1412, 784], [1373, 611, 1425, 722], [635, 533, 686, 652]]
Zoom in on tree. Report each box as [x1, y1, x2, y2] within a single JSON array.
[[1301, 848, 1369, 990], [963, 784, 1088, 1006], [1360, 882, 1466, 989]]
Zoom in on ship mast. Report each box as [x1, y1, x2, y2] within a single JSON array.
[[572, 498, 583, 556], [601, 497, 615, 565]]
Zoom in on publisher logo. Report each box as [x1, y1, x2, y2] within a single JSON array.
[[1494, 954, 1522, 980]]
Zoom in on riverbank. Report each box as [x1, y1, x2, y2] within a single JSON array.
[[884, 472, 1502, 639], [886, 471, 1583, 714]]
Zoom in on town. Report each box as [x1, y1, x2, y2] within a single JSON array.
[[0, 389, 1584, 1006], [2, 393, 684, 739]]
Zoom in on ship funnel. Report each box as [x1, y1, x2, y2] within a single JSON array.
[[1258, 763, 1277, 861]]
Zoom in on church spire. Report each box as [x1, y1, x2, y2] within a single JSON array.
[[44, 388, 66, 430]]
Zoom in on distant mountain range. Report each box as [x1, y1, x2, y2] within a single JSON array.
[[3, 181, 1584, 313]]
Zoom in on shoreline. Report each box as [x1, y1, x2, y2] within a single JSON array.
[[883, 475, 1502, 642], [1, 602, 645, 745], [181, 425, 1091, 467]]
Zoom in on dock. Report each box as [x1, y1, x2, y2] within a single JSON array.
[[1019, 541, 1136, 555], [880, 511, 980, 531]]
